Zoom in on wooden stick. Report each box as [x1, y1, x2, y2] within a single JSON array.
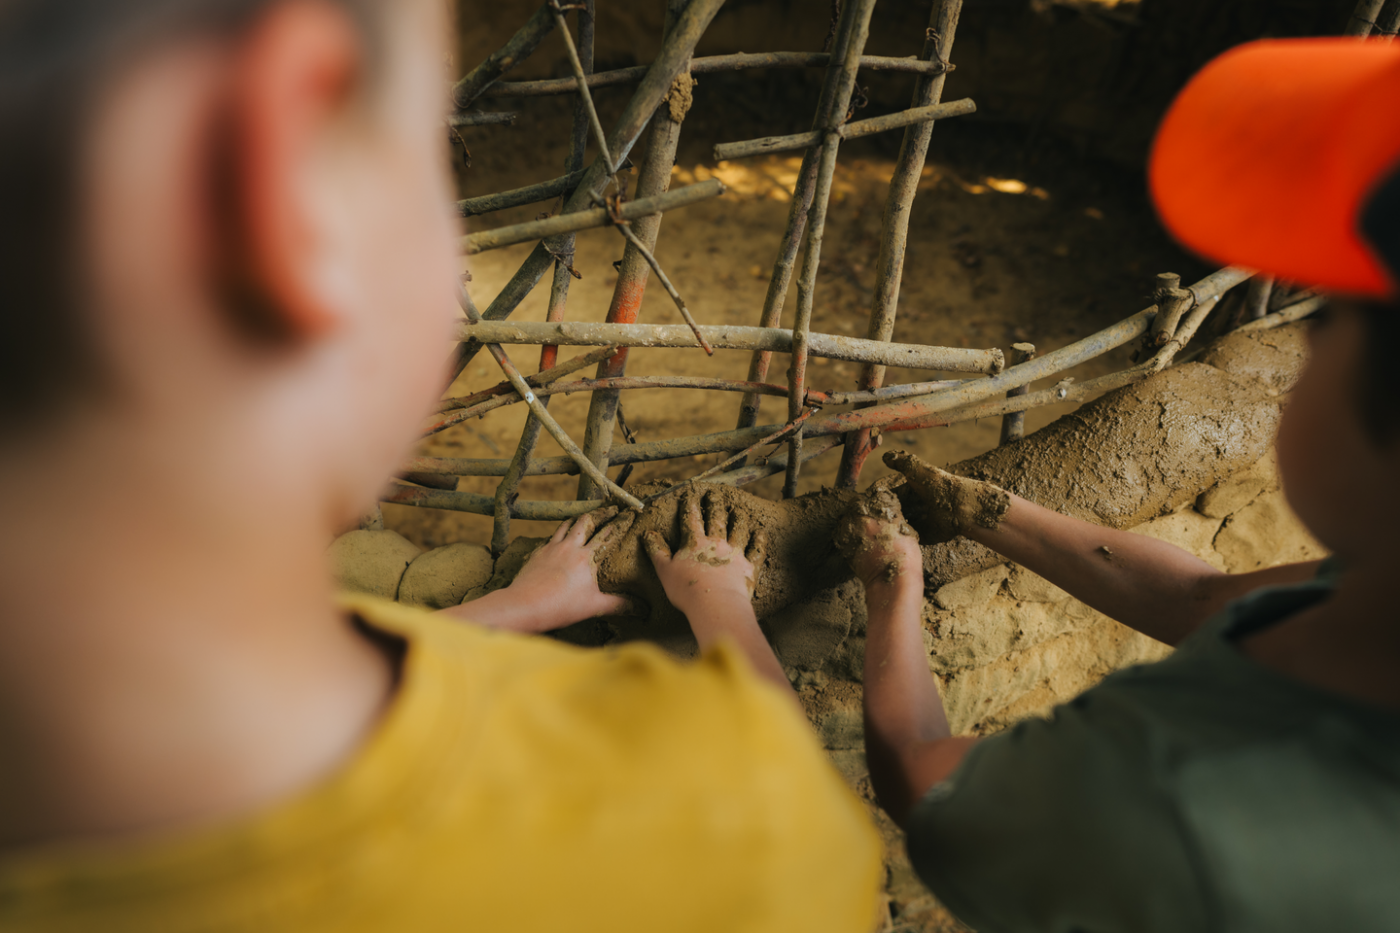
[[449, 111, 518, 127], [452, 3, 556, 108], [713, 98, 976, 161], [453, 319, 1005, 373], [462, 179, 724, 254], [785, 0, 879, 497], [479, 52, 954, 98]]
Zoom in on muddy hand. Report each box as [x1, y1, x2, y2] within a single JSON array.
[[883, 449, 1010, 544], [835, 480, 923, 587], [506, 506, 635, 628], [643, 489, 766, 615]]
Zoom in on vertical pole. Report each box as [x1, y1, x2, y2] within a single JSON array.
[[577, 0, 693, 500], [1244, 276, 1274, 322], [836, 0, 964, 488], [998, 343, 1036, 445], [784, 0, 879, 498], [735, 4, 869, 440], [491, 0, 594, 555], [734, 152, 822, 435]]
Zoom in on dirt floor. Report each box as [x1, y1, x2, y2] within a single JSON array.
[[389, 92, 1212, 550]]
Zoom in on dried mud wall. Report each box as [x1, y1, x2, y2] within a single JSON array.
[[332, 322, 1324, 931]]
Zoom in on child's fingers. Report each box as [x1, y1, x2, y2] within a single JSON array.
[[681, 490, 705, 550], [642, 529, 672, 566], [573, 506, 618, 545], [703, 491, 727, 540], [728, 507, 751, 549], [551, 517, 576, 544], [587, 509, 635, 557], [745, 528, 768, 568]]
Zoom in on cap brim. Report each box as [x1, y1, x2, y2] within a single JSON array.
[[1150, 39, 1400, 300]]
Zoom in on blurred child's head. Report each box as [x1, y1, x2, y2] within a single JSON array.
[[1272, 300, 1400, 561], [0, 0, 458, 528], [1150, 38, 1400, 563]]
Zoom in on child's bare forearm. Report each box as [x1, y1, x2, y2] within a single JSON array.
[[682, 593, 794, 697], [963, 493, 1227, 645], [862, 576, 974, 825]]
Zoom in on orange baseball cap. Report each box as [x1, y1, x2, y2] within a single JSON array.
[[1150, 38, 1400, 301]]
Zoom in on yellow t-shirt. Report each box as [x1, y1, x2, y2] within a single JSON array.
[[0, 596, 882, 932]]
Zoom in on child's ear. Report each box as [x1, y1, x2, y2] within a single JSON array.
[[217, 0, 362, 342]]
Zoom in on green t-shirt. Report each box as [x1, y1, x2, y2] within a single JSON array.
[[907, 564, 1400, 933]]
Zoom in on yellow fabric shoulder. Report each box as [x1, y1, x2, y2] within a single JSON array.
[[0, 595, 882, 933]]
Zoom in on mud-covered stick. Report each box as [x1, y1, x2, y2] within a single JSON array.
[[998, 342, 1037, 445], [452, 2, 557, 109], [786, 0, 880, 499], [457, 170, 587, 218], [483, 52, 954, 98], [462, 179, 724, 254], [838, 0, 964, 489], [1146, 295, 1223, 372], [492, 0, 596, 556], [713, 98, 976, 161]]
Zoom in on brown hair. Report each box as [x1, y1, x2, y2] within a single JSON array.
[[0, 0, 381, 431]]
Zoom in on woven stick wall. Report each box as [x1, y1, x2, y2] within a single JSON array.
[[381, 0, 1390, 553]]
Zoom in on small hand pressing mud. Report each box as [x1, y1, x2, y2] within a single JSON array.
[[835, 482, 922, 586], [642, 488, 767, 601], [594, 481, 856, 654], [884, 450, 1011, 544]]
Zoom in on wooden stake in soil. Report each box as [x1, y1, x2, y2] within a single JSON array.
[[999, 343, 1037, 445], [577, 0, 695, 501], [785, 0, 880, 498], [837, 0, 965, 489]]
